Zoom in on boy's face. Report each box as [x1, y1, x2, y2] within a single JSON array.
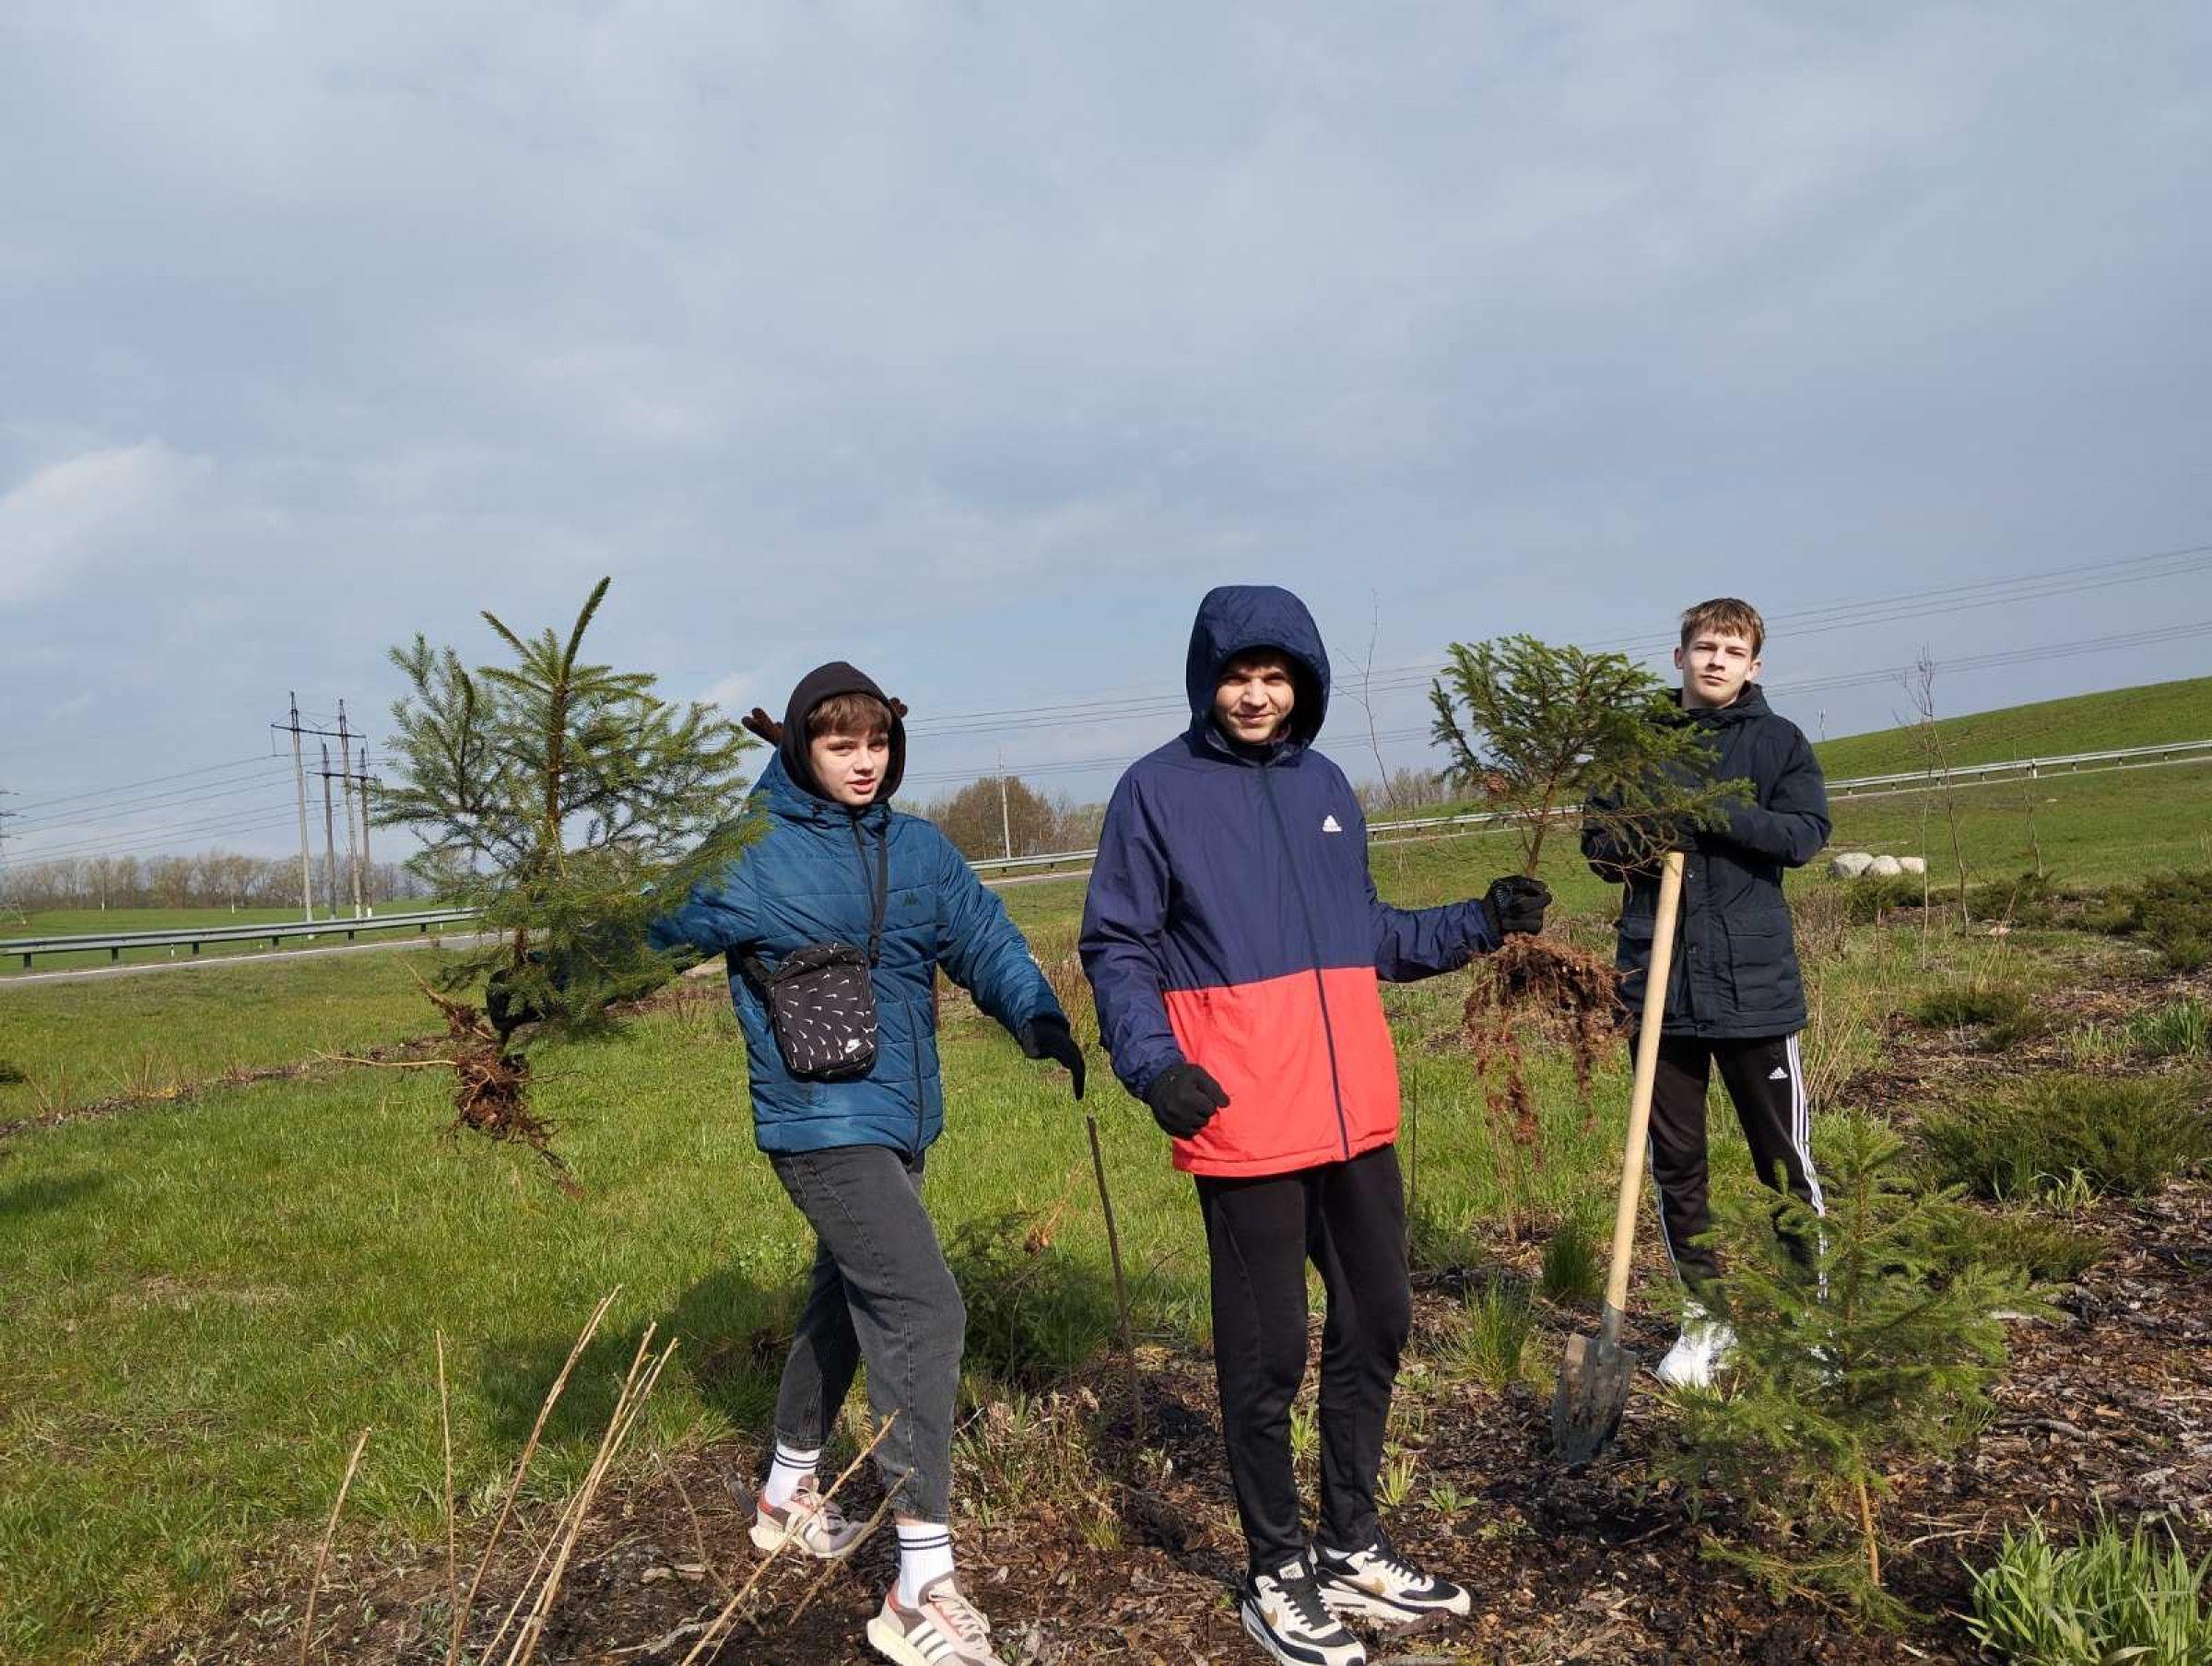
[[1675, 629, 1761, 710], [1213, 652, 1297, 744], [808, 727, 892, 805]]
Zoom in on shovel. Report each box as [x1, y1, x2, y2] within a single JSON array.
[[1552, 848, 1686, 1465]]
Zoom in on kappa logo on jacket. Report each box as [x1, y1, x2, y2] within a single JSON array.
[[1321, 815, 1343, 833]]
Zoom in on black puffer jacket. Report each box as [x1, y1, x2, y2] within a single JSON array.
[[1583, 686, 1830, 1039]]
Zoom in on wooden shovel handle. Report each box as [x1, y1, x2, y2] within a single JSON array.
[[1600, 849, 1687, 1330]]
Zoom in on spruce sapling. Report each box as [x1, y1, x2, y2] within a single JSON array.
[[1659, 1115, 2048, 1623]]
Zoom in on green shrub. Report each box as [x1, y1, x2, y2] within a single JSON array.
[[1537, 1210, 1605, 1308], [2126, 996, 2211, 1061], [1913, 981, 2048, 1049], [1963, 870, 2073, 929], [1920, 1074, 2212, 1201], [1929, 1204, 2103, 1285], [1841, 873, 1926, 923], [942, 1210, 1120, 1391], [1967, 1515, 2212, 1665], [2105, 868, 2212, 971], [1453, 1279, 1535, 1390]]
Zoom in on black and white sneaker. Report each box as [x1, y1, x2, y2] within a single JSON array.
[[1240, 1554, 1367, 1666], [1314, 1532, 1472, 1627]]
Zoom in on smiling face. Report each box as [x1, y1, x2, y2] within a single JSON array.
[[1675, 628, 1761, 710], [1212, 650, 1298, 745], [807, 725, 892, 805]]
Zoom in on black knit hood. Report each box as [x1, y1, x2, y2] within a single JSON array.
[[778, 661, 908, 804]]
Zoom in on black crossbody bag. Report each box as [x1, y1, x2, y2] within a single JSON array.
[[742, 826, 889, 1082]]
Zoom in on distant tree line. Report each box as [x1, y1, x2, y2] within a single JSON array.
[[1, 851, 431, 914]]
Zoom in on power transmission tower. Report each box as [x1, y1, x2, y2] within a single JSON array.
[[271, 693, 316, 920], [352, 739, 380, 914], [996, 745, 1013, 861]]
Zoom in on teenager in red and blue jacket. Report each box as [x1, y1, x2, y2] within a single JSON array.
[[1081, 586, 1549, 1666]]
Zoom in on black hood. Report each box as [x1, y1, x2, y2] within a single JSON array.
[[779, 661, 907, 805], [1675, 682, 1774, 726]]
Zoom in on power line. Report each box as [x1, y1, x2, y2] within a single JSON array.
[[6, 753, 280, 816]]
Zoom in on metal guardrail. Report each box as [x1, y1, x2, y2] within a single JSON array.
[[2, 908, 482, 969], [9, 737, 2207, 968]]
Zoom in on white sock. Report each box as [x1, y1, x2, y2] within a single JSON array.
[[897, 1522, 955, 1605], [763, 1440, 820, 1510]]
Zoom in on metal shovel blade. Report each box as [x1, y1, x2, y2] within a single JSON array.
[[1551, 1326, 1634, 1466]]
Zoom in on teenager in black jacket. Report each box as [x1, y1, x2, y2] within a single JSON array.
[[1583, 597, 1831, 1388]]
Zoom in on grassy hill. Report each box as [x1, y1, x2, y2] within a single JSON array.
[[1812, 675, 2212, 779]]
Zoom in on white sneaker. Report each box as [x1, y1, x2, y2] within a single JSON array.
[[1653, 1306, 1735, 1390], [865, 1576, 1006, 1666], [748, 1476, 868, 1559], [1315, 1531, 1472, 1626], [1241, 1554, 1367, 1666]]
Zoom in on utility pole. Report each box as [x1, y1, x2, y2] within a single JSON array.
[[272, 693, 316, 920], [336, 701, 363, 919], [353, 740, 376, 914], [320, 741, 341, 919], [0, 789, 18, 924], [996, 745, 1013, 862]]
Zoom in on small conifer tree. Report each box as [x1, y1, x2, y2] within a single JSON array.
[[1660, 1115, 2046, 1622], [372, 578, 756, 1183]]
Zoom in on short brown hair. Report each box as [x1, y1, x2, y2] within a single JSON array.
[[1679, 597, 1765, 657], [807, 691, 895, 740]]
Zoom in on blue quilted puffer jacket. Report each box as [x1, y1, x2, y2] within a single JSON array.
[[648, 749, 1061, 1156]]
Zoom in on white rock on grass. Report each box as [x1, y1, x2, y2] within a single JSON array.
[[1899, 856, 1927, 874], [1866, 854, 1905, 877], [1830, 851, 1876, 878]]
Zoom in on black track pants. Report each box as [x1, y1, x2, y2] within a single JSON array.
[[1647, 1032, 1823, 1293], [1194, 1144, 1411, 1574]]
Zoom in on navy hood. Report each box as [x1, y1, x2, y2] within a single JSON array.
[[778, 661, 908, 804], [1183, 585, 1331, 747]]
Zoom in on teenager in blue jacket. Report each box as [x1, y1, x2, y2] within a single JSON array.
[[651, 663, 1081, 1666]]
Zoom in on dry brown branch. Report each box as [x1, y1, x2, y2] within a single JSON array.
[[300, 1425, 372, 1666], [454, 1291, 618, 1647], [502, 1328, 680, 1666]]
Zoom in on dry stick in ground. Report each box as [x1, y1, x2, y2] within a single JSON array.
[[300, 1425, 373, 1666], [439, 1332, 462, 1666], [664, 1461, 736, 1601], [1086, 1112, 1147, 1450], [785, 1475, 907, 1627], [677, 1414, 900, 1666], [452, 1290, 619, 1650], [486, 1324, 674, 1663], [502, 1328, 681, 1666]]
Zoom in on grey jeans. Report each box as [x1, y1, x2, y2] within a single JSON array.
[[767, 1144, 965, 1522]]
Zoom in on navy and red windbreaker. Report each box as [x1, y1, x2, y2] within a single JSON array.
[[1079, 586, 1498, 1179]]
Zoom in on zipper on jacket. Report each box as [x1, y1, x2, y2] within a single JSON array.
[[848, 813, 921, 1153], [1255, 764, 1354, 1161]]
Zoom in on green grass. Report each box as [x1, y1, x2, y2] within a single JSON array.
[[1968, 1514, 2212, 1665], [0, 951, 448, 1125], [1814, 675, 2212, 779]]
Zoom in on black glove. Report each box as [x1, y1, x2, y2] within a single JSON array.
[[485, 961, 551, 1037], [1017, 1015, 1086, 1101], [1144, 1062, 1230, 1139], [1480, 875, 1552, 942]]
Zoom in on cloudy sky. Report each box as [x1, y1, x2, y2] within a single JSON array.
[[4, 2, 2207, 867]]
